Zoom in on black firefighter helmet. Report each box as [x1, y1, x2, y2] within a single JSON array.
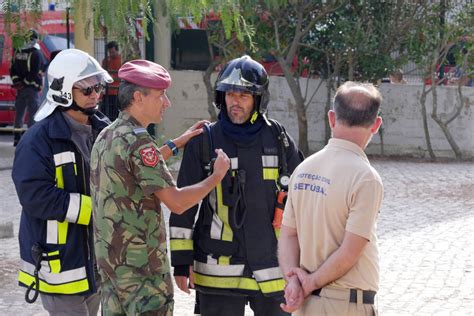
[[214, 55, 270, 117]]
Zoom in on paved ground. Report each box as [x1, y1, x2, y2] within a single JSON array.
[[0, 132, 473, 315]]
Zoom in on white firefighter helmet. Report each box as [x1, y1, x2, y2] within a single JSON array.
[[34, 49, 113, 121]]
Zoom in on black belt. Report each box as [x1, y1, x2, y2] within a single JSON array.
[[312, 288, 376, 305]]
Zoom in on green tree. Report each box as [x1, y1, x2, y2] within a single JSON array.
[[297, 1, 429, 150], [1, 0, 42, 50]]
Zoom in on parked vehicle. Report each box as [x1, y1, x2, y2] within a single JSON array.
[[0, 10, 73, 127]]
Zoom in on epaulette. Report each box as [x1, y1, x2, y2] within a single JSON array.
[[133, 127, 148, 135]]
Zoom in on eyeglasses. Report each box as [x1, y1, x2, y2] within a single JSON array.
[[74, 83, 105, 96]]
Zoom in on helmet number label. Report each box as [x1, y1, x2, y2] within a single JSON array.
[[60, 91, 72, 100]]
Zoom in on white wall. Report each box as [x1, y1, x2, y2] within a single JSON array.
[[161, 70, 474, 159]]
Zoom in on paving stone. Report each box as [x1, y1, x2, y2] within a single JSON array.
[[1, 145, 473, 315]]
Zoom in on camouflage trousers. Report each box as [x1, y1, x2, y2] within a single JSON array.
[[101, 273, 174, 315]]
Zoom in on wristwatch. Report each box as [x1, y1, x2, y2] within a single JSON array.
[[165, 140, 179, 156]]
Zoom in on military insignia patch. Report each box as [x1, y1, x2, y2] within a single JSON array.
[[140, 147, 159, 167]]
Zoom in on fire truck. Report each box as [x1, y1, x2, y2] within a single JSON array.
[[0, 10, 73, 127]]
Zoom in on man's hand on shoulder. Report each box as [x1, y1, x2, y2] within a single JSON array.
[[174, 120, 210, 149]]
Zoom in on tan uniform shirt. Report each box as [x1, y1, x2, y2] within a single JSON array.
[[283, 138, 383, 291]]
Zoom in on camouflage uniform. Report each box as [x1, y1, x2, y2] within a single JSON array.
[[90, 111, 176, 315]]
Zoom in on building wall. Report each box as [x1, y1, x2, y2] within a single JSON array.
[[161, 70, 474, 159]]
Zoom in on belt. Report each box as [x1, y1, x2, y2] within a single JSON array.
[[312, 288, 376, 304]]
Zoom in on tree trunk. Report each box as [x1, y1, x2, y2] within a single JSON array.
[[276, 56, 309, 156], [419, 84, 436, 160], [430, 83, 463, 159], [202, 59, 220, 121], [324, 78, 332, 144]]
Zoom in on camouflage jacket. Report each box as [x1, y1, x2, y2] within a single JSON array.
[[90, 111, 175, 280]]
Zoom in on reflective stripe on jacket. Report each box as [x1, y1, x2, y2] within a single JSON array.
[[12, 110, 109, 295]]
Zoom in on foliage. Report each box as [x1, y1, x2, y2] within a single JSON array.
[[1, 0, 42, 51], [168, 0, 254, 45], [299, 1, 429, 83], [64, 0, 154, 60]]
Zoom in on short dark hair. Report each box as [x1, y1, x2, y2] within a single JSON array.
[[107, 41, 119, 51], [118, 81, 149, 110], [333, 81, 382, 127]]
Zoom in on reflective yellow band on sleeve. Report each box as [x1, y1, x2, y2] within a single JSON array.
[[258, 278, 286, 294], [194, 272, 259, 291], [57, 221, 68, 245], [263, 168, 279, 180], [47, 250, 61, 274], [170, 239, 194, 251], [77, 195, 92, 225], [55, 166, 64, 189], [18, 271, 89, 294]]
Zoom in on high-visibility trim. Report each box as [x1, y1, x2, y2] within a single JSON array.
[[27, 53, 31, 71], [20, 260, 87, 285], [46, 220, 68, 245], [194, 272, 259, 291], [207, 255, 217, 264], [74, 164, 77, 175], [170, 227, 193, 239], [230, 157, 239, 170], [65, 193, 80, 222], [77, 195, 92, 225], [46, 220, 58, 244], [57, 221, 68, 245], [170, 239, 193, 251], [262, 155, 279, 167], [194, 260, 244, 276], [54, 151, 76, 166], [253, 267, 283, 282], [216, 183, 233, 242], [47, 250, 61, 274], [18, 271, 89, 294], [55, 166, 64, 189], [218, 256, 230, 265], [210, 212, 223, 240], [274, 228, 281, 239], [258, 278, 286, 294], [263, 168, 279, 180]]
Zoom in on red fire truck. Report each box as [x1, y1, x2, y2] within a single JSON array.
[[0, 10, 73, 127]]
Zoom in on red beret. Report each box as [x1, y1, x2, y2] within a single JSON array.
[[118, 60, 171, 90]]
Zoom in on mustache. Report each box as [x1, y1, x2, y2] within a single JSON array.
[[230, 106, 243, 111]]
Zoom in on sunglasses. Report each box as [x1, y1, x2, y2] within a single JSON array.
[[74, 83, 105, 96]]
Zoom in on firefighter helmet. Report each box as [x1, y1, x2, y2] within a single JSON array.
[[34, 49, 112, 121], [214, 55, 270, 116]]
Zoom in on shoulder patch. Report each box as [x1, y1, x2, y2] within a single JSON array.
[[140, 146, 159, 167], [133, 127, 148, 135]]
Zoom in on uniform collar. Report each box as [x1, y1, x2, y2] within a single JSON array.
[[327, 138, 369, 162], [117, 111, 143, 127]]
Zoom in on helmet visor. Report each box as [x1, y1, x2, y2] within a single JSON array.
[[216, 68, 259, 94]]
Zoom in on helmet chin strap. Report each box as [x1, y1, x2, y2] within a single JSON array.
[[67, 101, 99, 116]]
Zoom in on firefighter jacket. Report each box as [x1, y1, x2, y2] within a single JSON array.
[[170, 119, 303, 297], [12, 109, 109, 295], [10, 46, 44, 90]]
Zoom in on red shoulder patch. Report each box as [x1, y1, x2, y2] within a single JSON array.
[[140, 147, 159, 167]]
